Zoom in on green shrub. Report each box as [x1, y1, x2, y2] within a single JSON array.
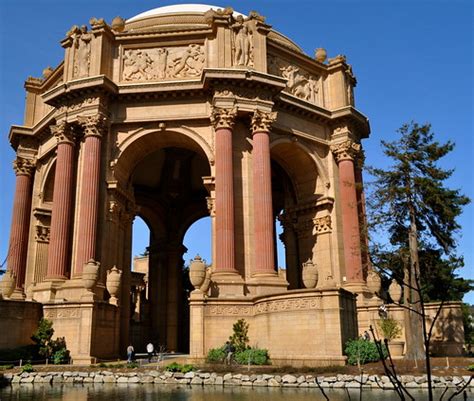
[[20, 364, 34, 373], [378, 317, 402, 341], [0, 365, 14, 371], [234, 348, 270, 365], [468, 364, 474, 372], [127, 362, 138, 369], [344, 338, 387, 366], [206, 347, 225, 363], [0, 345, 39, 362], [165, 362, 195, 373], [52, 346, 70, 365], [229, 319, 249, 352]]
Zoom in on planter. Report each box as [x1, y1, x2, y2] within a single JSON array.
[[388, 280, 402, 303], [388, 340, 405, 357], [366, 270, 381, 295], [189, 255, 207, 290], [82, 259, 100, 292], [302, 260, 318, 288], [106, 266, 122, 305], [0, 270, 16, 298]]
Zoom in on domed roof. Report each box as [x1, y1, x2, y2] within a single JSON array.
[[125, 3, 303, 54], [127, 4, 245, 22]]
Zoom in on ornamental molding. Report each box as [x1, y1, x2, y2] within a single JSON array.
[[210, 107, 237, 130], [13, 157, 36, 177], [206, 197, 215, 217], [251, 109, 277, 134], [35, 225, 51, 243], [313, 215, 332, 234], [44, 307, 81, 319], [330, 139, 361, 163], [51, 121, 75, 145], [77, 113, 108, 138]]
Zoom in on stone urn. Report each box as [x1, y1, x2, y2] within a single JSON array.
[[106, 266, 122, 305], [82, 259, 100, 292], [315, 48, 327, 63], [388, 280, 403, 303], [366, 270, 382, 295], [111, 16, 125, 32], [302, 260, 318, 289], [0, 270, 16, 299], [388, 340, 405, 357], [189, 255, 207, 290]]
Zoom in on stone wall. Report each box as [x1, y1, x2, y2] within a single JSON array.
[[0, 300, 42, 350], [190, 288, 357, 366]]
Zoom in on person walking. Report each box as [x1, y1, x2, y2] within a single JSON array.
[[146, 342, 154, 363], [224, 341, 235, 365], [127, 344, 134, 363]]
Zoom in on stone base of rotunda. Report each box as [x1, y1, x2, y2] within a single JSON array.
[[189, 288, 357, 367], [43, 301, 120, 365]]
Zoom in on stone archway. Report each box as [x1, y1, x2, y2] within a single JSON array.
[[115, 130, 212, 353]]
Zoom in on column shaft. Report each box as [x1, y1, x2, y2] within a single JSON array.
[[47, 140, 75, 279], [215, 127, 236, 272], [338, 159, 363, 282], [8, 159, 34, 291], [252, 131, 276, 274], [74, 134, 102, 275]]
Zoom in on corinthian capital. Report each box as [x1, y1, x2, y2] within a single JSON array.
[[51, 121, 75, 145], [330, 139, 361, 163], [251, 109, 277, 134], [13, 157, 35, 176], [77, 113, 108, 138], [210, 107, 237, 130]]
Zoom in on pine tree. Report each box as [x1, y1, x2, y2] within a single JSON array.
[[368, 122, 470, 363]]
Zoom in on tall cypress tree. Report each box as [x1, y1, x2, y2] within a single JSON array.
[[368, 122, 470, 361]]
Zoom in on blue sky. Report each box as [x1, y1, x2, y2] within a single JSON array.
[[1, 1, 472, 302]]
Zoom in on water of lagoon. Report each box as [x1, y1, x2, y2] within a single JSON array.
[[0, 384, 469, 401]]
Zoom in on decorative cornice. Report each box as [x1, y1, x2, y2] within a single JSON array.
[[77, 114, 108, 138], [251, 109, 277, 134], [210, 107, 237, 130], [330, 139, 361, 163], [13, 157, 36, 177], [51, 121, 75, 145]]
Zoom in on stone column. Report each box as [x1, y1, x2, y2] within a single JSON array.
[[74, 114, 107, 276], [46, 122, 76, 280], [210, 107, 238, 273], [251, 109, 277, 275], [331, 140, 364, 284], [7, 157, 35, 296]]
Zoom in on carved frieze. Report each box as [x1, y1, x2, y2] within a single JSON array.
[[35, 225, 51, 243], [251, 109, 277, 134], [268, 55, 321, 105], [44, 308, 81, 319], [214, 87, 272, 102], [313, 215, 332, 234], [210, 107, 237, 130], [330, 139, 361, 163], [122, 44, 205, 82], [13, 157, 35, 177]]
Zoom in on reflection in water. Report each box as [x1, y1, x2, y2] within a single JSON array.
[[0, 384, 469, 401]]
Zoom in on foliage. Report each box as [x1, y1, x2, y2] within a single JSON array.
[[461, 304, 474, 348], [377, 317, 402, 341], [31, 319, 70, 364], [20, 363, 34, 373], [468, 364, 474, 372], [344, 338, 387, 366], [234, 348, 270, 365], [0, 345, 39, 362], [0, 365, 14, 371], [165, 362, 195, 373], [206, 347, 226, 363], [229, 319, 249, 352], [126, 362, 138, 369]]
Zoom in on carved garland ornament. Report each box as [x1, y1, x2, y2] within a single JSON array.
[[210, 107, 237, 130], [330, 140, 361, 163], [13, 157, 35, 176], [251, 109, 277, 134]]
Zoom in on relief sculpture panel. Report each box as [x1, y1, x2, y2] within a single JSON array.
[[268, 54, 321, 105], [122, 44, 205, 82]]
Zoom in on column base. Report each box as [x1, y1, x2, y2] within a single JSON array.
[[246, 273, 288, 296], [210, 271, 245, 298], [9, 288, 26, 301]]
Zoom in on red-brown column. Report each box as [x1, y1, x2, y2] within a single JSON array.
[[210, 107, 237, 273], [332, 140, 364, 283], [8, 157, 35, 291], [74, 114, 106, 276], [46, 122, 76, 279], [251, 110, 277, 275]]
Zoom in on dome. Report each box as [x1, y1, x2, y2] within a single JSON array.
[[127, 4, 245, 23]]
